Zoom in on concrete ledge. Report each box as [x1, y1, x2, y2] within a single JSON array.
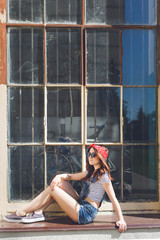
[[0, 214, 160, 232], [0, 228, 160, 240]]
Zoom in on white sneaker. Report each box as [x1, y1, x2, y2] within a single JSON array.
[[21, 213, 45, 224]]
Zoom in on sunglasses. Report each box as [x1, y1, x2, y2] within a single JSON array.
[[88, 152, 97, 158]]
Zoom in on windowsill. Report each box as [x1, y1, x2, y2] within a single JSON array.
[[0, 214, 160, 232]]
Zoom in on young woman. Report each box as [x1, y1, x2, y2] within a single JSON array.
[[4, 144, 127, 232]]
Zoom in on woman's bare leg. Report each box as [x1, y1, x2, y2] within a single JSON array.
[[17, 186, 52, 216], [50, 186, 80, 222], [34, 181, 79, 214], [17, 181, 79, 216], [34, 198, 55, 214]]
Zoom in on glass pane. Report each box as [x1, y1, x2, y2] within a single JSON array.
[[46, 0, 81, 24], [86, 0, 157, 25], [9, 87, 44, 143], [47, 145, 82, 193], [123, 146, 158, 201], [8, 28, 44, 84], [123, 88, 157, 143], [87, 88, 120, 142], [124, 0, 157, 25], [86, 0, 125, 24], [47, 88, 81, 142], [87, 30, 120, 84], [104, 146, 121, 200], [47, 29, 81, 84], [9, 146, 44, 200], [123, 30, 156, 85], [8, 0, 43, 22]]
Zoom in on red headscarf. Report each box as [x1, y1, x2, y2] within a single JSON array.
[[88, 144, 109, 160]]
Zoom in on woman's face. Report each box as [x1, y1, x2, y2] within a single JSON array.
[[88, 148, 101, 169]]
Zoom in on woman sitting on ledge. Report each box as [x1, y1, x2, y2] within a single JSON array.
[[4, 144, 127, 233]]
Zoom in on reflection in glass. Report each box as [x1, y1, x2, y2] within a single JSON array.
[[104, 146, 121, 200], [47, 29, 81, 84], [46, 0, 81, 24], [9, 87, 44, 143], [47, 145, 82, 193], [125, 0, 157, 25], [123, 88, 157, 143], [86, 0, 156, 25], [9, 146, 44, 200], [8, 0, 43, 22], [8, 28, 44, 84], [123, 30, 156, 85], [87, 30, 120, 84], [123, 146, 158, 201], [87, 88, 120, 142], [47, 88, 81, 142]]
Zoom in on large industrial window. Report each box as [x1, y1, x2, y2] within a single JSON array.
[[7, 0, 159, 209]]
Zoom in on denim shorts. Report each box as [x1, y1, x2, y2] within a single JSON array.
[[78, 198, 98, 225]]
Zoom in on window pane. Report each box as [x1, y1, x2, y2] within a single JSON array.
[[123, 88, 157, 143], [47, 88, 81, 142], [124, 0, 157, 25], [123, 30, 156, 85], [87, 30, 120, 84], [123, 146, 158, 201], [47, 29, 81, 84], [9, 87, 44, 143], [86, 0, 125, 24], [86, 0, 157, 25], [47, 145, 82, 193], [8, 28, 44, 84], [8, 0, 43, 22], [46, 0, 81, 24], [9, 146, 44, 200], [105, 146, 121, 200], [87, 88, 120, 142]]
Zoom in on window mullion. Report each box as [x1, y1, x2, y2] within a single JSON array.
[[44, 24, 47, 188], [31, 30, 35, 197], [44, 85, 47, 188], [19, 0, 21, 20], [69, 29, 73, 139], [69, 0, 71, 22], [120, 86, 124, 200]]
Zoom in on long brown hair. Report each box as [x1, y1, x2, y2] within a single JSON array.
[[84, 146, 113, 182]]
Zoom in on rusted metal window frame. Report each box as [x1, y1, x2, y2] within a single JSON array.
[[0, 0, 159, 208]]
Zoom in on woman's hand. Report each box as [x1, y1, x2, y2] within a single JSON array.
[[116, 219, 127, 233], [50, 174, 67, 191]]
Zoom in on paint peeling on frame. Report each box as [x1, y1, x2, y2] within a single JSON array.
[[0, 9, 6, 24]]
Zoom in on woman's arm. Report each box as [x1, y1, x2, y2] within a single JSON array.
[[50, 171, 87, 190], [103, 181, 127, 232], [65, 171, 87, 181]]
